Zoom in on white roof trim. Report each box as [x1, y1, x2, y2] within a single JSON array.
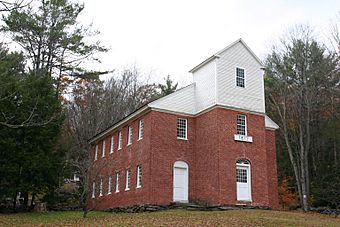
[[265, 115, 279, 130], [89, 106, 150, 144], [189, 55, 220, 73], [189, 38, 264, 73]]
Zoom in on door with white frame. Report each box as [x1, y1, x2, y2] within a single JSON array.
[[173, 161, 189, 202], [236, 160, 252, 201]]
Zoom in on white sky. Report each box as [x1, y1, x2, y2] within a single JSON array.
[[79, 0, 339, 85]]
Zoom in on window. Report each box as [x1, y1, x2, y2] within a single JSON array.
[[110, 136, 114, 154], [118, 131, 122, 150], [136, 165, 142, 188], [94, 145, 98, 161], [177, 118, 188, 139], [236, 67, 245, 88], [125, 169, 131, 191], [108, 176, 112, 194], [115, 172, 120, 192], [128, 126, 132, 145], [99, 178, 103, 196], [237, 115, 247, 135], [92, 181, 96, 198], [138, 119, 144, 140], [236, 169, 248, 183], [102, 140, 106, 157]]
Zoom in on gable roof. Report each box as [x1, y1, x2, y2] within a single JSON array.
[[189, 38, 264, 73]]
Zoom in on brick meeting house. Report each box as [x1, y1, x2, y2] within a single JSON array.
[[88, 39, 279, 210]]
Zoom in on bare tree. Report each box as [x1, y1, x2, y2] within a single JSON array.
[[265, 25, 338, 211], [64, 67, 158, 217]]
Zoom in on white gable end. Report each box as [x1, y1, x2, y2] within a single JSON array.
[[216, 41, 265, 113]]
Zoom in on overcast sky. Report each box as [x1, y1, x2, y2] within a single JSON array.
[[80, 0, 339, 86]]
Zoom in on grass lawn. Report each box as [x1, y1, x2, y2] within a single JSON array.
[[0, 209, 339, 227]]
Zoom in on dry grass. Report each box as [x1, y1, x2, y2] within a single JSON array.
[[0, 209, 339, 227]]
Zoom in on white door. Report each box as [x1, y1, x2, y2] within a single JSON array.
[[236, 165, 251, 201], [173, 161, 188, 202]]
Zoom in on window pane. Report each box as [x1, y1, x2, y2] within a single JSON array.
[[139, 119, 144, 139], [236, 169, 247, 183], [237, 115, 246, 135], [236, 68, 245, 88], [177, 118, 187, 139]]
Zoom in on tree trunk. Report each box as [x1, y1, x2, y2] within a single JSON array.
[[12, 192, 17, 212], [23, 192, 28, 210], [30, 193, 36, 210]]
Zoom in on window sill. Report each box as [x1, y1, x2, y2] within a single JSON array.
[[234, 134, 253, 143], [136, 186, 142, 189], [115, 191, 119, 193], [127, 143, 132, 146], [110, 151, 114, 154], [92, 196, 95, 199], [125, 188, 130, 191], [118, 148, 122, 151], [107, 192, 111, 195], [137, 138, 143, 141], [99, 194, 103, 197], [177, 137, 188, 141]]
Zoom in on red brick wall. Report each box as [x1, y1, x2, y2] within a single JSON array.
[[194, 108, 271, 207], [87, 107, 279, 209], [265, 129, 279, 209], [88, 112, 152, 210], [149, 111, 195, 205]]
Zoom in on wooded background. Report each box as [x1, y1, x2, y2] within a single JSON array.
[[0, 0, 339, 213]]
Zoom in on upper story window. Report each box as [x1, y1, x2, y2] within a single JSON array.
[[102, 140, 106, 157], [128, 126, 132, 145], [236, 67, 245, 88], [115, 172, 120, 192], [99, 178, 103, 196], [136, 165, 142, 188], [118, 131, 122, 150], [110, 135, 114, 153], [177, 118, 188, 140], [94, 145, 98, 161], [92, 181, 96, 198], [237, 115, 247, 135], [125, 169, 131, 191], [108, 175, 112, 194], [138, 119, 144, 140]]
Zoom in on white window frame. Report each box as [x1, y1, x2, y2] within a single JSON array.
[[115, 172, 120, 193], [110, 135, 114, 154], [92, 181, 96, 198], [235, 67, 246, 88], [108, 175, 112, 194], [118, 131, 122, 150], [136, 165, 142, 188], [177, 118, 188, 140], [125, 169, 131, 191], [138, 119, 144, 140], [127, 125, 132, 145], [94, 145, 98, 161], [237, 115, 247, 136], [102, 140, 106, 157], [99, 178, 103, 196]]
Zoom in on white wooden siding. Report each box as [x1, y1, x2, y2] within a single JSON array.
[[149, 83, 195, 114], [216, 42, 265, 113], [192, 59, 216, 112], [150, 40, 266, 115]]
